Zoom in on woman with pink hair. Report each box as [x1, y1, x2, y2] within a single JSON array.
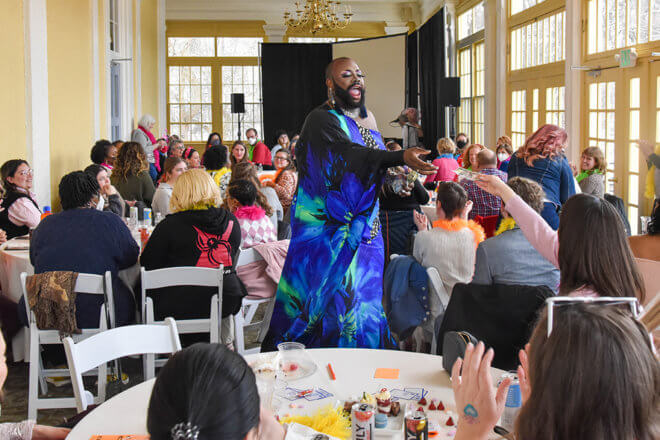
[[507, 124, 576, 229]]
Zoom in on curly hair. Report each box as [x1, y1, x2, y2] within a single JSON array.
[[112, 141, 148, 181], [90, 139, 113, 164], [517, 124, 567, 166], [580, 146, 606, 173], [203, 145, 228, 171], [507, 177, 545, 214], [496, 135, 513, 155]]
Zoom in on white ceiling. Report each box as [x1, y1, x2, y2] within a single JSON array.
[[166, 0, 444, 26]]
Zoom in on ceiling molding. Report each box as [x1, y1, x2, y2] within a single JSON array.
[[166, 0, 421, 24]]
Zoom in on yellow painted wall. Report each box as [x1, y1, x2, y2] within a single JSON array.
[[0, 0, 27, 161], [47, 0, 94, 207], [140, 0, 160, 135]]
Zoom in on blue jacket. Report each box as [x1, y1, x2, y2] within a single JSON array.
[[383, 255, 430, 339]]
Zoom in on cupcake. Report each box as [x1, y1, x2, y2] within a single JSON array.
[[360, 392, 376, 407], [375, 388, 392, 414]]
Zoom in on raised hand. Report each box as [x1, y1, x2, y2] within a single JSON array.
[[403, 147, 437, 175], [413, 209, 429, 231], [517, 343, 531, 404], [451, 342, 512, 440]]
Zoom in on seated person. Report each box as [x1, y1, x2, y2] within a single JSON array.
[[451, 303, 658, 440], [472, 177, 560, 291], [230, 162, 281, 231], [29, 171, 139, 328], [147, 343, 333, 440], [413, 182, 484, 338], [246, 127, 273, 170], [424, 137, 460, 185], [110, 141, 156, 207], [0, 330, 70, 440], [90, 139, 117, 173], [151, 157, 187, 216], [0, 160, 41, 240], [460, 149, 507, 219], [262, 149, 297, 214], [203, 145, 232, 199], [575, 146, 605, 197], [84, 164, 125, 217], [495, 136, 513, 173], [226, 180, 277, 249], [629, 201, 660, 262], [140, 169, 246, 346]]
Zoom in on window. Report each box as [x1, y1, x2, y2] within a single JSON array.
[[458, 47, 473, 139], [628, 77, 641, 234], [168, 66, 213, 142], [545, 86, 565, 128], [109, 0, 119, 53], [457, 2, 485, 41], [168, 38, 215, 57], [510, 10, 565, 70], [587, 0, 659, 54], [473, 42, 485, 144], [532, 88, 539, 132], [510, 0, 545, 15], [288, 37, 359, 43], [221, 66, 262, 142], [511, 90, 527, 148], [588, 81, 616, 193], [217, 38, 262, 57]]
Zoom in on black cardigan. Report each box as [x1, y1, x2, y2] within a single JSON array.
[[140, 207, 246, 319]]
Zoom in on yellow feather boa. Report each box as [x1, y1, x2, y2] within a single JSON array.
[[495, 217, 517, 236]]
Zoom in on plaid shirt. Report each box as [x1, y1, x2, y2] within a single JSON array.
[[460, 168, 508, 219]]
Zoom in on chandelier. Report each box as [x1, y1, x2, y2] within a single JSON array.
[[283, 1, 353, 34]]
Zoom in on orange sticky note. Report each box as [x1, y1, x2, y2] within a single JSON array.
[[374, 368, 400, 379]]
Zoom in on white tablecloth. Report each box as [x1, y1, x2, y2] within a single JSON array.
[[68, 348, 504, 440], [0, 238, 33, 303]]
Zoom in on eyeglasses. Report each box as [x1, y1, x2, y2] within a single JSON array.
[[17, 169, 33, 177], [546, 296, 641, 337], [274, 156, 289, 162]]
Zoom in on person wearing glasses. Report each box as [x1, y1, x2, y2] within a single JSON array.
[[0, 160, 41, 240], [451, 301, 659, 440], [263, 149, 297, 214], [476, 173, 646, 303]]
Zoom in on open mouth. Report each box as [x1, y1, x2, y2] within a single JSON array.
[[349, 84, 362, 100]]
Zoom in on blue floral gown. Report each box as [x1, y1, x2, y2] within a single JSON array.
[[262, 104, 406, 350]]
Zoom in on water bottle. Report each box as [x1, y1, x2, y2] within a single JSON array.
[[500, 372, 522, 431], [128, 206, 138, 230]]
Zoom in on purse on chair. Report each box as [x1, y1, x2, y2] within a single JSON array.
[[442, 330, 478, 372]]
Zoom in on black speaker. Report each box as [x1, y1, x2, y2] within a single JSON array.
[[439, 77, 460, 107], [231, 93, 245, 113]]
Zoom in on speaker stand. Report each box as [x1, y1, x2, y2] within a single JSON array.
[[236, 113, 242, 141]]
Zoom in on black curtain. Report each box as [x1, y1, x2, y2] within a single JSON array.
[[406, 32, 418, 109], [418, 8, 446, 154], [261, 43, 332, 147]]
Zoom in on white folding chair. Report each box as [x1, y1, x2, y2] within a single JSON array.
[[234, 248, 277, 356], [21, 271, 115, 419], [140, 266, 223, 371], [63, 318, 181, 412]]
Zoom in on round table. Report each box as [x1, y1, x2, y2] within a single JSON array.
[[68, 348, 504, 439], [0, 238, 33, 303]]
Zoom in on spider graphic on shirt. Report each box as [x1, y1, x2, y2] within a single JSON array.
[[193, 224, 234, 269]]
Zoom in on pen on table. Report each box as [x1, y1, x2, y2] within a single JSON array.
[[327, 363, 336, 380]]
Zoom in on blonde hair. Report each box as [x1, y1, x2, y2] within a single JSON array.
[[436, 137, 456, 155], [170, 169, 221, 212]]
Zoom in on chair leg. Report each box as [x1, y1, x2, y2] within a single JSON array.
[[28, 329, 40, 420], [37, 351, 48, 395], [257, 299, 277, 344], [234, 312, 246, 355]]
